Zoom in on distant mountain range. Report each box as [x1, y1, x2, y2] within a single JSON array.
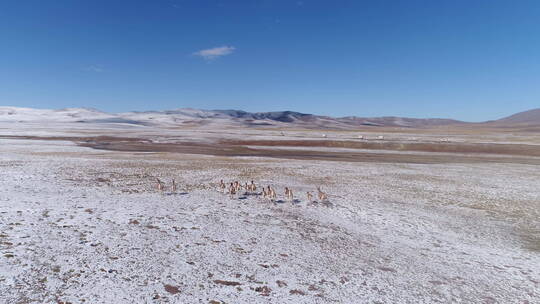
[[0, 106, 538, 129]]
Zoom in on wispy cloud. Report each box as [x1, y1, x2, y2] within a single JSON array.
[[83, 65, 104, 72], [193, 46, 235, 60]]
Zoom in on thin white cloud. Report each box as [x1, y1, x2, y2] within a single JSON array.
[[83, 65, 104, 72], [193, 46, 235, 60]]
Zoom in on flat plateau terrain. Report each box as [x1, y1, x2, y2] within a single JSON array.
[[0, 122, 539, 303]]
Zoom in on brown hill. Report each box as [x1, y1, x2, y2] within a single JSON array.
[[493, 108, 540, 125]]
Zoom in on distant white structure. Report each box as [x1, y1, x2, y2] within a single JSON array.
[[357, 135, 364, 139], [322, 134, 327, 138], [377, 135, 384, 140]]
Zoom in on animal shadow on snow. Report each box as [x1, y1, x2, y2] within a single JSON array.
[[321, 200, 334, 208], [308, 200, 334, 208], [167, 192, 188, 196]]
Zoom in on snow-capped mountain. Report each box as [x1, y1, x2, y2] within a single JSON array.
[[2, 106, 536, 129]]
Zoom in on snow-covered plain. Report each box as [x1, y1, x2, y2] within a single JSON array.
[[1, 127, 539, 303]]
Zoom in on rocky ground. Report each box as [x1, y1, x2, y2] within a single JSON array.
[[0, 137, 539, 304]]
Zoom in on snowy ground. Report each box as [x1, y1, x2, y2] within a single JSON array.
[[1, 136, 539, 303]]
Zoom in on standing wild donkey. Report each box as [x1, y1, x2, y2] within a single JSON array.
[[306, 191, 313, 203], [317, 186, 328, 202], [219, 180, 226, 193], [155, 178, 164, 192], [285, 187, 294, 202], [171, 179, 177, 192]]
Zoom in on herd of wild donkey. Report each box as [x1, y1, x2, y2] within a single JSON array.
[[154, 178, 329, 204]]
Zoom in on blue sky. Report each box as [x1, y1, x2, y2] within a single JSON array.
[[1, 0, 539, 121]]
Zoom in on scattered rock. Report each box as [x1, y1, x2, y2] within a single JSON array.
[[255, 286, 271, 296], [339, 276, 349, 284], [377, 267, 396, 273], [276, 280, 287, 287], [213, 280, 241, 286], [289, 289, 306, 295], [164, 284, 181, 294]]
